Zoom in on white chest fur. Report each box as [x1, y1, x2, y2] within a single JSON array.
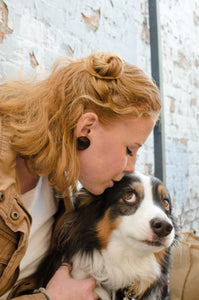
[[71, 236, 161, 300]]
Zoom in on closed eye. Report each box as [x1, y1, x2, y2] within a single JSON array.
[[126, 144, 142, 157], [126, 147, 133, 156]]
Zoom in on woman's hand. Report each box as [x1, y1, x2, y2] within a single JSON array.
[[46, 265, 99, 300]]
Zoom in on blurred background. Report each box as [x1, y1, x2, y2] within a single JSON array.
[[0, 0, 198, 233]]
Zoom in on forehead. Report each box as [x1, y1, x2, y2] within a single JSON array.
[[105, 116, 155, 137], [99, 117, 155, 155]]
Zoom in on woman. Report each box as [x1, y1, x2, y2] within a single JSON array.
[[0, 52, 161, 299]]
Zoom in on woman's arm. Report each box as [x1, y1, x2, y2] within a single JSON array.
[[2, 267, 98, 300]]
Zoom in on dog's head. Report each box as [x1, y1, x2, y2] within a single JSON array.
[[74, 172, 176, 255], [52, 173, 176, 299]]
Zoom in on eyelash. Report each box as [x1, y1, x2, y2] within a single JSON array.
[[126, 147, 133, 156]]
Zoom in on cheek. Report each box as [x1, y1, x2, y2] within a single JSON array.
[[119, 153, 128, 169], [78, 152, 96, 179], [109, 152, 127, 172]]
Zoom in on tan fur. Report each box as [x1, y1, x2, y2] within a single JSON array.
[[132, 182, 144, 199], [158, 185, 168, 199], [97, 209, 122, 248], [154, 249, 167, 265]]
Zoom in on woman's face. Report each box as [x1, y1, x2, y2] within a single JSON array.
[[76, 113, 156, 195]]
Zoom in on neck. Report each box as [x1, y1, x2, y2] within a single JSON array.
[[16, 157, 39, 194]]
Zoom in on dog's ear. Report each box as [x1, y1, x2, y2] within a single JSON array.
[[74, 188, 101, 209]]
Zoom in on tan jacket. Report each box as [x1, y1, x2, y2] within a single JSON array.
[[0, 116, 59, 300]]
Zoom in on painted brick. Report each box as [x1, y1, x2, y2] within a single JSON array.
[[0, 0, 198, 234], [159, 0, 199, 233]]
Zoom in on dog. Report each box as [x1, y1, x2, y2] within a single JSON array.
[[37, 172, 177, 300]]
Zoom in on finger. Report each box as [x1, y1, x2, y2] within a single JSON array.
[[56, 265, 71, 279], [87, 277, 97, 288], [86, 278, 99, 299]]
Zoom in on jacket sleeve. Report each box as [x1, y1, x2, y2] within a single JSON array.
[[0, 117, 32, 297]]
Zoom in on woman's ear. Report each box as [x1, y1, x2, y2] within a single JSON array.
[[75, 112, 99, 137]]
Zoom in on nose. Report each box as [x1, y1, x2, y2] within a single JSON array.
[[124, 156, 136, 174], [150, 218, 173, 238]]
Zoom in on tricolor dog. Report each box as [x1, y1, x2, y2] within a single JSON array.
[[37, 173, 177, 300]]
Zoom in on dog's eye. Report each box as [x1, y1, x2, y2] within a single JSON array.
[[123, 191, 137, 203], [162, 199, 170, 211]]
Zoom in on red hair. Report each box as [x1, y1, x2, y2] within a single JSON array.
[[0, 52, 161, 196]]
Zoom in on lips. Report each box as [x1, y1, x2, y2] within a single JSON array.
[[142, 240, 162, 247], [108, 180, 114, 188]]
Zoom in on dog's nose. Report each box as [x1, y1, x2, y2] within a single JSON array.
[[150, 218, 173, 238]]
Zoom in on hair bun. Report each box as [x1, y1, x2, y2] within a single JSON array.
[[85, 52, 124, 79]]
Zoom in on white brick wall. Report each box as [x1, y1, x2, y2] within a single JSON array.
[[0, 0, 148, 77], [159, 0, 199, 233], [0, 0, 199, 233]]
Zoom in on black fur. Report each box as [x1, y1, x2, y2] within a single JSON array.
[[36, 174, 177, 299]]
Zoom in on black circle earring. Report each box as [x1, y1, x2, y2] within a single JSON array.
[[77, 136, 90, 150]]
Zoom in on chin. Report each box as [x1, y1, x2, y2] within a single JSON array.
[[91, 188, 107, 196], [79, 181, 108, 196]]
